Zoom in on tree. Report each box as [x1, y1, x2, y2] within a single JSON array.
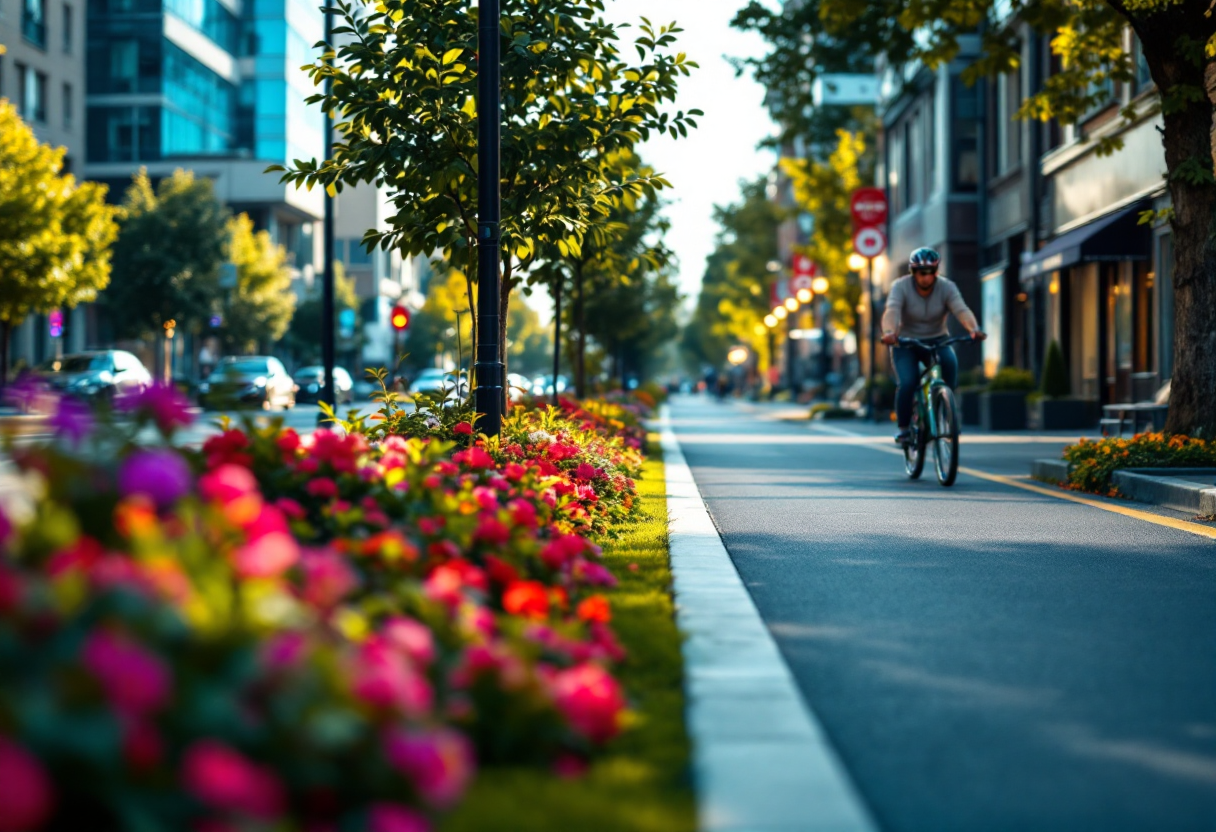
[[0, 101, 118, 386], [742, 0, 1216, 434], [219, 214, 296, 354], [505, 296, 550, 378], [274, 0, 699, 388], [402, 267, 475, 374], [285, 264, 361, 366], [104, 169, 230, 340]]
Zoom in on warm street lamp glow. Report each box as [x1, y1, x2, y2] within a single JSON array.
[[784, 297, 799, 311], [847, 253, 867, 271], [766, 260, 782, 273], [727, 346, 749, 366], [773, 306, 788, 320], [796, 288, 813, 303], [812, 276, 830, 294], [764, 314, 778, 328]]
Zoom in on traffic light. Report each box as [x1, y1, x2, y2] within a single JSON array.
[[390, 305, 410, 331]]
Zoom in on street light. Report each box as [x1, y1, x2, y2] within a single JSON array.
[[812, 276, 830, 295], [764, 314, 778, 328], [727, 346, 749, 366], [847, 252, 867, 272], [773, 306, 788, 320], [784, 297, 799, 312], [796, 288, 812, 303]]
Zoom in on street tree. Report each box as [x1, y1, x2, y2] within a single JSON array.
[[104, 170, 230, 340], [274, 0, 699, 387], [0, 101, 118, 386], [285, 263, 361, 366], [219, 214, 296, 354], [738, 0, 1216, 435]]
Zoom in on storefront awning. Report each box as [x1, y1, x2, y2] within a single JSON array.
[[1021, 203, 1151, 280]]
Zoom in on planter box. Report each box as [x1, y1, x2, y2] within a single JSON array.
[[1032, 398, 1099, 431], [981, 391, 1028, 431], [958, 389, 982, 426]]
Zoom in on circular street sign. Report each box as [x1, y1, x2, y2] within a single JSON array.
[[853, 226, 886, 259], [792, 254, 816, 277], [850, 187, 888, 228]]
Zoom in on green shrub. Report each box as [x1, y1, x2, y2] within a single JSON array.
[[1041, 340, 1071, 398], [956, 367, 987, 390], [1063, 432, 1216, 494], [987, 367, 1035, 392]]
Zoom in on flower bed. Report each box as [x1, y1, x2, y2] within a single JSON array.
[[1062, 432, 1216, 495], [0, 385, 664, 831]]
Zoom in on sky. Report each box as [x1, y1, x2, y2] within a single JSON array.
[[529, 0, 777, 322]]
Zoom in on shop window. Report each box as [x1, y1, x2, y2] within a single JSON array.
[[23, 0, 46, 47], [951, 76, 979, 191], [62, 4, 72, 52]]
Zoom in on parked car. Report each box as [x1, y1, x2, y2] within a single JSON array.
[[34, 350, 152, 401], [293, 365, 354, 405], [409, 368, 467, 399], [199, 356, 295, 410]]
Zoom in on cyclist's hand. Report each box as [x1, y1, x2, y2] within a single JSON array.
[[971, 330, 988, 341], [881, 333, 898, 346]]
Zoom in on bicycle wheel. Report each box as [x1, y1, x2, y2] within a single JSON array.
[[904, 405, 926, 479], [933, 386, 960, 486]]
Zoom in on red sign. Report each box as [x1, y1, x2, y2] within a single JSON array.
[[852, 227, 887, 259], [850, 188, 888, 229], [792, 254, 816, 278]]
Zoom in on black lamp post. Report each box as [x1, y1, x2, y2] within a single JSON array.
[[319, 3, 336, 420], [474, 0, 504, 436]]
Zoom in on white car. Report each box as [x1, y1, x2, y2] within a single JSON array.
[[409, 368, 468, 398]]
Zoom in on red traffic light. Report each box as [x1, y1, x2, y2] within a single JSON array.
[[390, 305, 410, 331]]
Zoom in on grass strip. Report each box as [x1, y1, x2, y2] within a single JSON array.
[[440, 437, 694, 832]]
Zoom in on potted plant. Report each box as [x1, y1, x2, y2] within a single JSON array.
[[981, 367, 1035, 430], [1029, 340, 1098, 430], [956, 367, 986, 426]]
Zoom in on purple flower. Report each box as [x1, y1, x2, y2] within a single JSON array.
[[50, 396, 95, 446], [119, 383, 195, 434], [117, 448, 193, 508]]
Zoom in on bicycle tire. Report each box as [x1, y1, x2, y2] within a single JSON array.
[[904, 407, 926, 479], [933, 386, 960, 486]]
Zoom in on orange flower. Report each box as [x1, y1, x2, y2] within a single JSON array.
[[503, 580, 549, 620], [576, 595, 611, 623]]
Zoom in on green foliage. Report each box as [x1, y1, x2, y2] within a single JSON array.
[[1041, 340, 1072, 398], [219, 214, 296, 354], [987, 367, 1037, 392], [1063, 432, 1216, 494], [0, 101, 118, 374], [104, 169, 230, 339], [401, 267, 476, 374]]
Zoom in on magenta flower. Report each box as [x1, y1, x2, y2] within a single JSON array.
[[306, 477, 339, 499], [199, 464, 259, 505], [381, 616, 436, 666], [261, 631, 309, 670], [297, 548, 358, 609], [50, 395, 94, 446], [383, 727, 475, 808], [119, 383, 195, 434], [81, 630, 171, 716], [231, 505, 299, 578], [549, 663, 626, 743], [181, 740, 285, 820], [117, 448, 192, 508], [367, 803, 431, 832], [0, 736, 52, 832], [350, 639, 434, 717]]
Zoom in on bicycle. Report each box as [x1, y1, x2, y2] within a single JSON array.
[[896, 335, 977, 487]]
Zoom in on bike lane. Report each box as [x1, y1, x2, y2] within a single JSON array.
[[668, 395, 1216, 832]]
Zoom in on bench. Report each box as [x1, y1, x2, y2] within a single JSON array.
[[1099, 381, 1170, 437]]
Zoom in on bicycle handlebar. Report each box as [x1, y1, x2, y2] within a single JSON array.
[[896, 334, 980, 351]]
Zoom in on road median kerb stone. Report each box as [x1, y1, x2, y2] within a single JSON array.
[[659, 406, 877, 832]]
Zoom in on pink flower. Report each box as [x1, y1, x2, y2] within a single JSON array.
[[118, 448, 192, 508], [452, 422, 474, 436], [261, 631, 309, 670], [181, 740, 285, 820], [50, 395, 94, 446], [297, 548, 358, 609], [199, 464, 259, 505], [381, 617, 436, 666], [550, 664, 626, 743], [539, 534, 586, 571], [0, 737, 52, 832], [423, 565, 464, 609], [274, 497, 306, 520], [232, 531, 299, 578], [574, 462, 599, 481], [350, 639, 433, 717], [120, 383, 195, 434], [383, 727, 475, 808], [508, 499, 537, 528], [452, 447, 494, 469], [306, 477, 339, 499], [81, 630, 171, 716], [473, 516, 510, 547], [368, 804, 431, 832]]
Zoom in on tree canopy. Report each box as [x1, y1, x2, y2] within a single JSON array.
[[219, 214, 296, 354]]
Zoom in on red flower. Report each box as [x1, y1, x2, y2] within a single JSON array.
[[202, 429, 253, 468], [550, 663, 626, 743], [306, 477, 339, 499], [473, 516, 511, 547], [0, 737, 52, 832], [453, 447, 494, 469], [276, 428, 301, 457], [576, 595, 612, 623], [503, 580, 549, 620], [453, 421, 474, 436], [483, 555, 519, 587], [181, 740, 286, 820]]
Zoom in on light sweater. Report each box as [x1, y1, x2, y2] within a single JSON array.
[[881, 275, 973, 339]]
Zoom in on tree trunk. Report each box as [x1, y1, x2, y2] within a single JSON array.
[[498, 259, 513, 413], [575, 262, 586, 398], [551, 276, 563, 408], [1127, 4, 1216, 436]]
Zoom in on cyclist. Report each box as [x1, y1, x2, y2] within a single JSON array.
[[880, 247, 986, 445]]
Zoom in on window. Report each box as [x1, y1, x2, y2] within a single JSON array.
[[16, 64, 47, 122], [907, 111, 923, 206], [86, 105, 158, 161], [952, 75, 979, 191], [23, 0, 46, 47], [62, 3, 72, 51], [348, 240, 372, 265], [888, 125, 906, 216], [1132, 35, 1153, 96], [62, 82, 72, 128]]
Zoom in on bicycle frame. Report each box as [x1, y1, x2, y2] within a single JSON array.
[[917, 364, 947, 441]]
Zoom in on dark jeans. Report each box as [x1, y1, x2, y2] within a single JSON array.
[[892, 339, 958, 428]]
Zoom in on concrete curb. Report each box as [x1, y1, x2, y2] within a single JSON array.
[[660, 406, 877, 832], [1030, 458, 1071, 484], [1111, 468, 1216, 517]]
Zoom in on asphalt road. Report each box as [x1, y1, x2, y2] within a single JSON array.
[[669, 395, 1216, 832]]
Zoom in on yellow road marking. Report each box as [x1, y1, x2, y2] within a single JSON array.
[[809, 424, 1216, 541]]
